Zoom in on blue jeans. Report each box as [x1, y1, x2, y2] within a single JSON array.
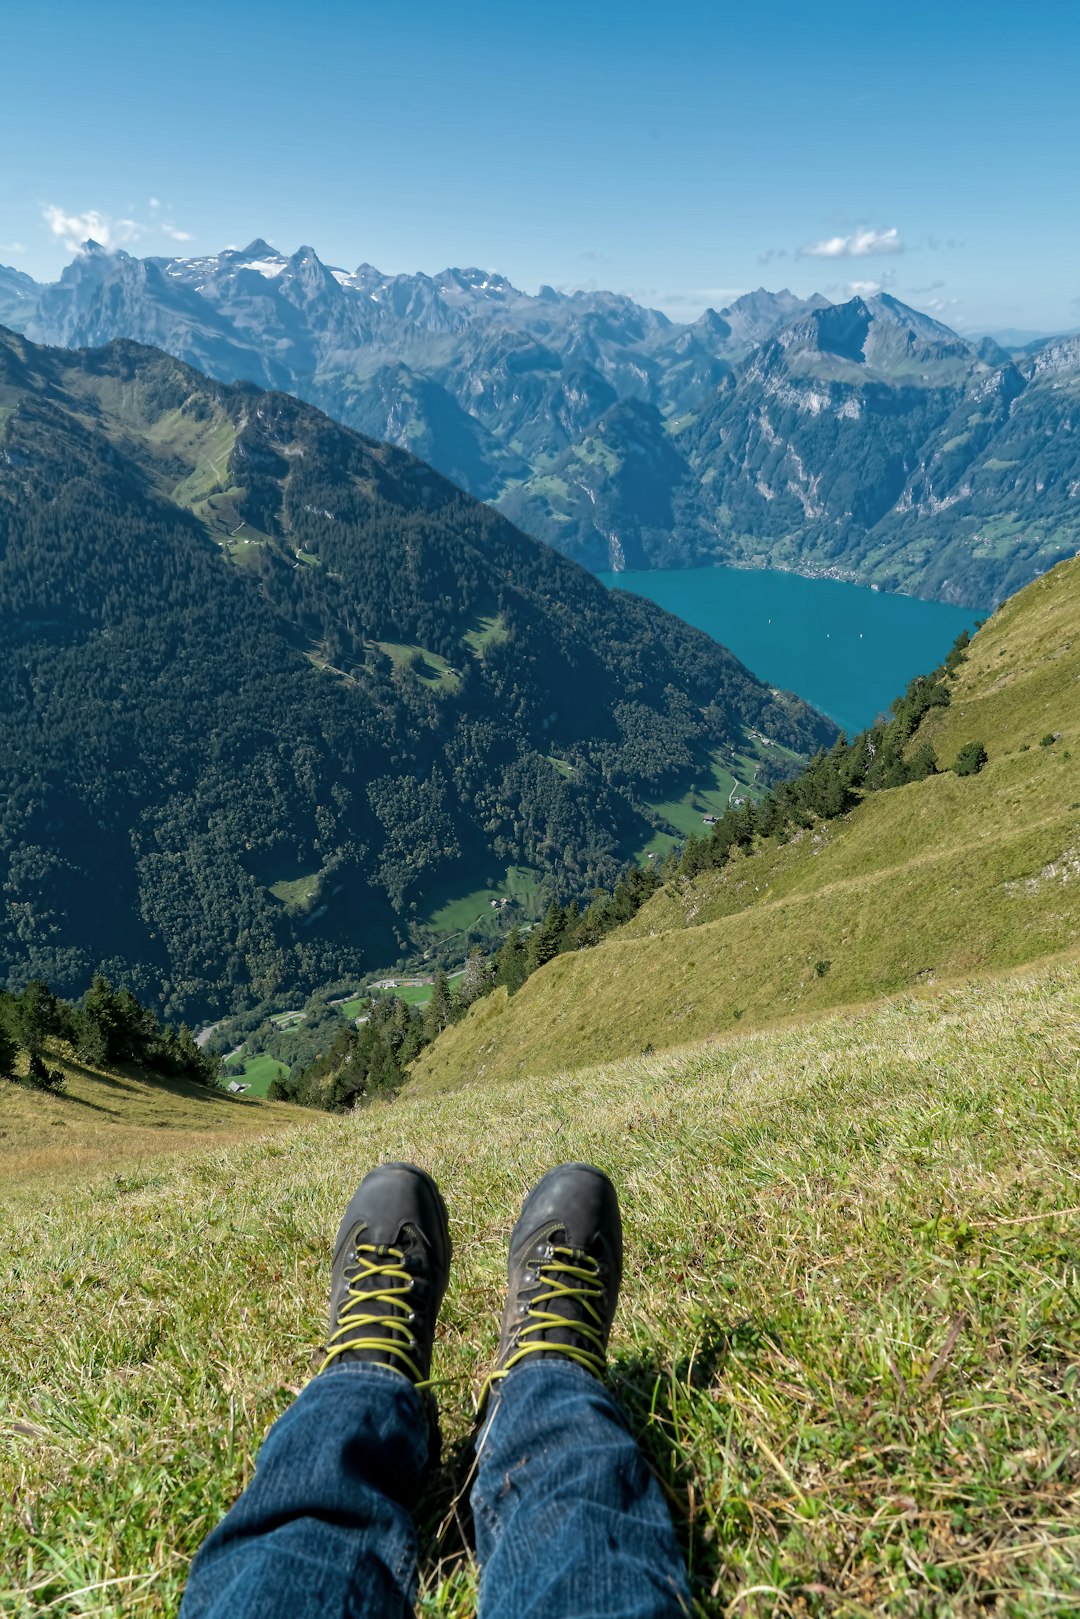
[[180, 1361, 691, 1617]]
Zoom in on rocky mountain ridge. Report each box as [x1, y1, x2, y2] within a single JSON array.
[[4, 241, 1079, 606]]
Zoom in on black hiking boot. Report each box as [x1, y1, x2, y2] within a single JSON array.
[[320, 1162, 451, 1388], [485, 1163, 622, 1397]]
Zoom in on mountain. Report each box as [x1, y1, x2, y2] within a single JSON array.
[[412, 548, 1080, 1090], [0, 326, 833, 1018], [6, 244, 1079, 606]]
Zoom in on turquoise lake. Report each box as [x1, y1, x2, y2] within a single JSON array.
[[598, 565, 985, 736]]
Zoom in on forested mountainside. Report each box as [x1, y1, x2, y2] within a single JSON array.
[[4, 243, 1078, 607], [0, 327, 832, 1019], [411, 549, 1080, 1092]]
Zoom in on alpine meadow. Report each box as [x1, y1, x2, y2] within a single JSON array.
[[2, 5, 1079, 1617]]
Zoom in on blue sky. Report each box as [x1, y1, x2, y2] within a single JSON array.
[[2, 0, 1077, 335]]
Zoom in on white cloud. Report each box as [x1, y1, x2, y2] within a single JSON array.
[[2, 241, 27, 256], [42, 205, 145, 253], [42, 203, 194, 256], [848, 279, 882, 297], [801, 226, 903, 259]]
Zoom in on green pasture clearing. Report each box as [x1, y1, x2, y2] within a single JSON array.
[[366, 982, 434, 1007], [170, 417, 237, 507], [337, 997, 370, 1020], [221, 1052, 288, 1098], [268, 872, 321, 907], [462, 613, 508, 656], [376, 642, 460, 690], [569, 438, 620, 472], [419, 863, 543, 937], [637, 748, 743, 856]]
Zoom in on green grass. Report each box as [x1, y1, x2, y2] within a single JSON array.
[[376, 642, 460, 690], [368, 982, 434, 1007], [221, 1053, 289, 1098], [418, 864, 543, 937], [337, 997, 369, 1020], [168, 417, 237, 508], [0, 1057, 296, 1192], [636, 741, 778, 860], [2, 960, 1077, 1615], [461, 613, 508, 656], [267, 872, 320, 908]]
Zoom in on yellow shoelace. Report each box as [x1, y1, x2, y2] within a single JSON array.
[[481, 1245, 607, 1405], [320, 1242, 427, 1384]]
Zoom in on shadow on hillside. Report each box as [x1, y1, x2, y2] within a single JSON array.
[[412, 1316, 765, 1599], [58, 1055, 267, 1109]]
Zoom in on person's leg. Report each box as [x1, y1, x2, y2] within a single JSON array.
[[474, 1361, 691, 1618], [472, 1164, 691, 1619], [180, 1363, 430, 1619], [180, 1162, 452, 1619]]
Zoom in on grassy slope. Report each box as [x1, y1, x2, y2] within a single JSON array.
[[0, 1058, 297, 1192], [410, 555, 1080, 1092], [1, 961, 1077, 1616]]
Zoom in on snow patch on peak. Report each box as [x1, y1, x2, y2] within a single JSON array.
[[238, 258, 287, 279]]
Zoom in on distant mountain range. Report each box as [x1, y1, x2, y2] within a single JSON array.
[[0, 326, 831, 1016], [3, 241, 1078, 607]]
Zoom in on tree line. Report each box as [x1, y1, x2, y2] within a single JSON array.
[[0, 975, 220, 1093]]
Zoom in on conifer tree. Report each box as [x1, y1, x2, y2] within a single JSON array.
[[425, 969, 453, 1038], [494, 928, 527, 994], [0, 1020, 17, 1082], [525, 901, 565, 974]]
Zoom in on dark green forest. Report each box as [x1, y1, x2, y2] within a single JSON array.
[[0, 328, 833, 1020]]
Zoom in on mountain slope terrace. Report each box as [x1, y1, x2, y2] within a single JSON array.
[[411, 552, 1080, 1091]]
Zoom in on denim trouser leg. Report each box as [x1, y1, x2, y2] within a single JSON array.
[[472, 1362, 692, 1619], [179, 1364, 429, 1619]]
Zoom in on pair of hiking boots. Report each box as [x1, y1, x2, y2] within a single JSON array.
[[321, 1162, 622, 1397]]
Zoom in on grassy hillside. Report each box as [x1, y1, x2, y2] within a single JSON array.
[[0, 1059, 297, 1192], [410, 554, 1080, 1092], [2, 959, 1077, 1615]]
